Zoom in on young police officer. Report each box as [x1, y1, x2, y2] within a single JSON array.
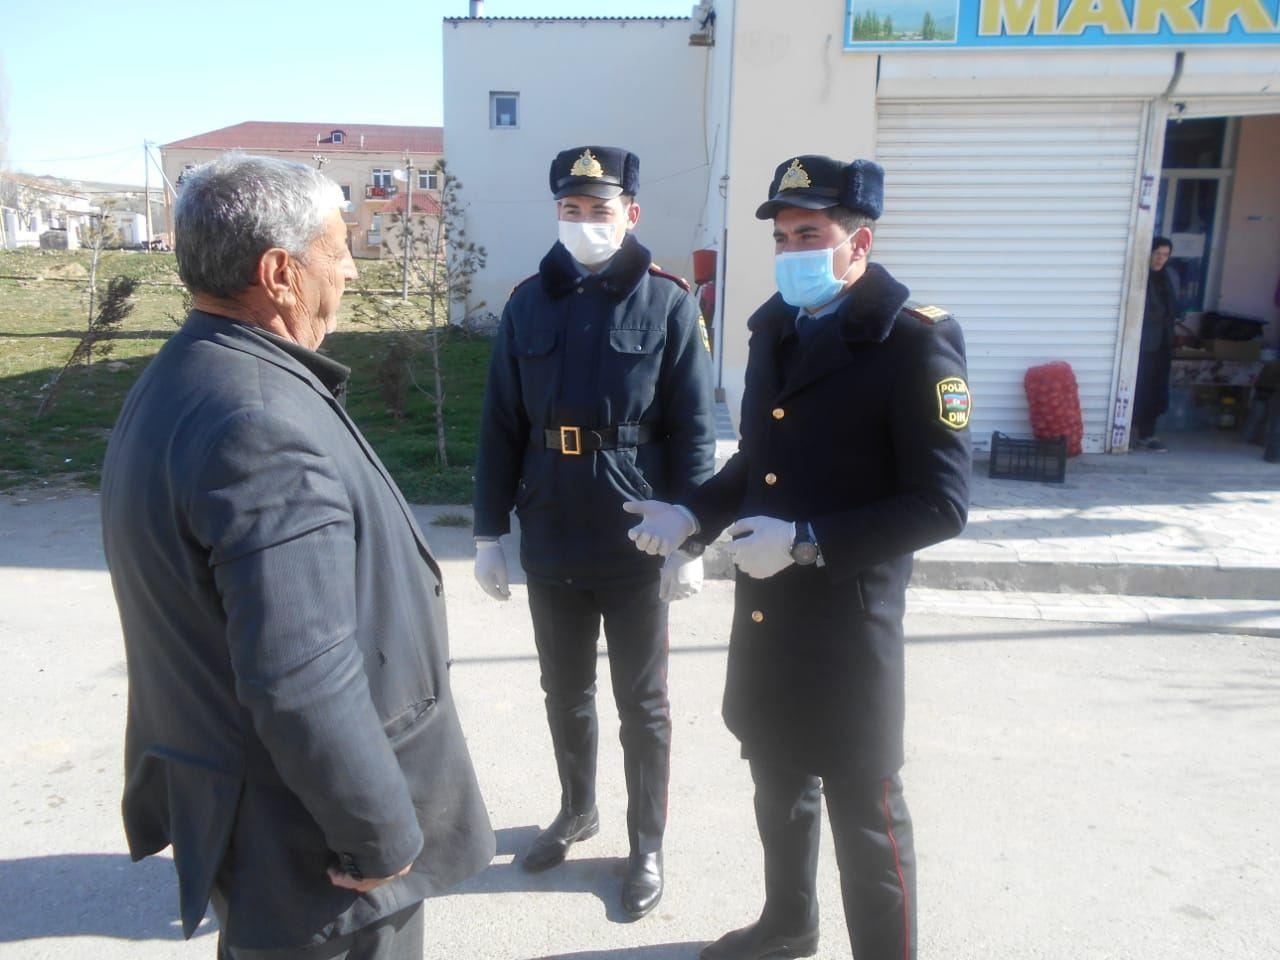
[[472, 146, 716, 919], [626, 156, 972, 959]]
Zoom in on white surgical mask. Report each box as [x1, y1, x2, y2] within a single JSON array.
[[558, 219, 624, 267]]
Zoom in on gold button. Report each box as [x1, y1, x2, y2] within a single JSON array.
[[751, 610, 764, 623], [764, 472, 778, 485], [772, 407, 785, 420]]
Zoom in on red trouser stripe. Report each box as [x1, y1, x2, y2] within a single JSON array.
[[882, 778, 911, 960]]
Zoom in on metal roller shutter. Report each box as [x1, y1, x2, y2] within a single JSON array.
[[874, 100, 1147, 452]]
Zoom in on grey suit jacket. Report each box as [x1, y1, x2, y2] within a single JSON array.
[[101, 311, 494, 950]]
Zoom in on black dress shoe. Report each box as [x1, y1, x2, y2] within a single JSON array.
[[521, 807, 599, 872], [699, 920, 819, 960], [621, 850, 663, 919]]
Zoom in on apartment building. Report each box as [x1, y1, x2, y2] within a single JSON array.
[[160, 122, 444, 259]]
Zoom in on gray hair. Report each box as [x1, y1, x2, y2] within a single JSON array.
[[174, 153, 346, 298]]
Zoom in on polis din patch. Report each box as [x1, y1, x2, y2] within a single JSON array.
[[936, 377, 971, 430]]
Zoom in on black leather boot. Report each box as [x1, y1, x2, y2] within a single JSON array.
[[699, 920, 820, 960], [521, 807, 599, 872], [621, 850, 663, 919]]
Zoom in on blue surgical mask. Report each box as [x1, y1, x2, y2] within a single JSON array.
[[774, 235, 854, 309]]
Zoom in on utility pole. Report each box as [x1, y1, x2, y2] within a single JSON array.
[[401, 155, 414, 301], [143, 141, 153, 251]]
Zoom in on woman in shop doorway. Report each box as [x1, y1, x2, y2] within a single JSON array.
[[1133, 236, 1181, 452]]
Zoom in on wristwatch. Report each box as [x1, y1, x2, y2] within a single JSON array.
[[790, 522, 819, 566]]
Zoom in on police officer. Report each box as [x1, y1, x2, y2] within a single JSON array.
[[625, 156, 971, 959], [472, 146, 716, 919]]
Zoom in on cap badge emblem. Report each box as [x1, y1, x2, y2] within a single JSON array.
[[570, 149, 605, 178], [778, 159, 811, 192]]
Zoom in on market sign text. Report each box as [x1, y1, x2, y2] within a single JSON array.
[[844, 0, 1280, 48]]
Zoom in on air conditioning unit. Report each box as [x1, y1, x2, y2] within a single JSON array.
[[689, 1, 714, 46]]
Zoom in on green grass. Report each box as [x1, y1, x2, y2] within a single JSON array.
[[0, 247, 184, 283], [331, 327, 491, 503], [431, 512, 474, 527], [0, 251, 492, 503]]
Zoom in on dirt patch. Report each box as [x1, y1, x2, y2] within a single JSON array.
[[42, 262, 89, 280]]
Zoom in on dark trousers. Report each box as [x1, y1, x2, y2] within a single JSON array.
[[1133, 346, 1171, 439], [213, 897, 423, 960], [527, 576, 671, 855], [750, 758, 916, 960]]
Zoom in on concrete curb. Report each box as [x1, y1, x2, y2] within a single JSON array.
[[906, 587, 1280, 638], [910, 556, 1278, 601]]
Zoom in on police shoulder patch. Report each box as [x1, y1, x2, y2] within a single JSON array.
[[647, 264, 692, 293], [903, 301, 953, 325], [936, 377, 971, 430]]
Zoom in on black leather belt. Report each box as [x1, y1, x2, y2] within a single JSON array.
[[541, 423, 656, 455]]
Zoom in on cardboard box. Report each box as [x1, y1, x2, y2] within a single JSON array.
[[1211, 339, 1262, 361]]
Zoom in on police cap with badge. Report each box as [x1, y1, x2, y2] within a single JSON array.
[[755, 154, 884, 221], [758, 154, 968, 430], [550, 146, 640, 199]]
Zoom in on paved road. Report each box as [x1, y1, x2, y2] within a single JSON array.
[[2, 493, 1277, 959]]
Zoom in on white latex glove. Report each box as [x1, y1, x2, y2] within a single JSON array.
[[473, 540, 510, 600], [659, 550, 704, 603], [725, 516, 796, 580], [623, 500, 697, 557]]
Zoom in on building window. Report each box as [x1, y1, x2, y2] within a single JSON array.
[[331, 130, 345, 144], [340, 185, 351, 202], [490, 92, 519, 129], [1162, 118, 1226, 170], [418, 169, 439, 190], [370, 214, 382, 232], [372, 168, 394, 188]]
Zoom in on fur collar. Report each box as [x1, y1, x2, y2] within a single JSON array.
[[748, 261, 910, 344]]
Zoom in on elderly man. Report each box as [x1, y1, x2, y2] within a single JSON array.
[[626, 156, 971, 960], [101, 154, 494, 958]]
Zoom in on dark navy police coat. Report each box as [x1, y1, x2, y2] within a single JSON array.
[[686, 263, 972, 778], [473, 235, 716, 586]]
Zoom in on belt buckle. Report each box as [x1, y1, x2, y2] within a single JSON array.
[[559, 425, 583, 455]]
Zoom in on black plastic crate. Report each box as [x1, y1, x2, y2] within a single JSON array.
[[988, 431, 1066, 484]]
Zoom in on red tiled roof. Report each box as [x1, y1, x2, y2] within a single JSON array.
[[380, 192, 442, 216], [163, 122, 442, 154]]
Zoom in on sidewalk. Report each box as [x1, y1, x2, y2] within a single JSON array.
[[706, 418, 1280, 637]]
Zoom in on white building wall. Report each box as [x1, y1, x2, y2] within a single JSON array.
[[442, 18, 712, 324], [716, 0, 879, 421], [691, 1, 734, 390]]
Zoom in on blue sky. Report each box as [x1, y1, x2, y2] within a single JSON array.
[[1, 0, 692, 185]]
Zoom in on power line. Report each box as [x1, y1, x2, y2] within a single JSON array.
[[25, 144, 138, 163]]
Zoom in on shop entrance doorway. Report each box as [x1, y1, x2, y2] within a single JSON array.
[[1154, 117, 1232, 318], [1152, 114, 1279, 456]]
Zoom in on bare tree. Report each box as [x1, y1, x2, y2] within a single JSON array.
[[0, 55, 9, 172], [79, 208, 118, 365], [353, 161, 486, 466], [36, 274, 138, 420], [0, 60, 11, 249]]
